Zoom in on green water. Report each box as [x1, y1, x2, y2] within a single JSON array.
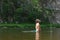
[[0, 28, 60, 40]]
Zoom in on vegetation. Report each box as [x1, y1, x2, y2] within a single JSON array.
[[0, 24, 60, 29], [0, 0, 54, 23], [0, 0, 59, 29]]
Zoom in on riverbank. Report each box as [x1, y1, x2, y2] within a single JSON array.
[[0, 23, 60, 30]]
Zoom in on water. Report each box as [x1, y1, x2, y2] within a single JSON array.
[[0, 28, 60, 40]]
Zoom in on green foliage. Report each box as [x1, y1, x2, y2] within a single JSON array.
[[0, 0, 53, 24], [16, 8, 23, 13], [0, 24, 60, 30]]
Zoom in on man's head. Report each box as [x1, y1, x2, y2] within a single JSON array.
[[35, 19, 41, 23]]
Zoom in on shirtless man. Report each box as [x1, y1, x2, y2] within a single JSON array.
[[35, 19, 41, 32]]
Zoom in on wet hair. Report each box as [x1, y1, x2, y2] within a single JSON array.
[[35, 19, 40, 23]]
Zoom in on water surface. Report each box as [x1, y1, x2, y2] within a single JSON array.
[[0, 28, 60, 40]]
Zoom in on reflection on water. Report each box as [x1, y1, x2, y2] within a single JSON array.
[[35, 32, 40, 40], [0, 28, 60, 40]]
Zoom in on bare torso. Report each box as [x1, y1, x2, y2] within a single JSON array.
[[35, 23, 40, 32]]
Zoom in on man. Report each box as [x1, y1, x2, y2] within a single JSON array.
[[35, 19, 41, 32]]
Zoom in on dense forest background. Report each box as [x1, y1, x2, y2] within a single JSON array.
[[0, 0, 54, 24]]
